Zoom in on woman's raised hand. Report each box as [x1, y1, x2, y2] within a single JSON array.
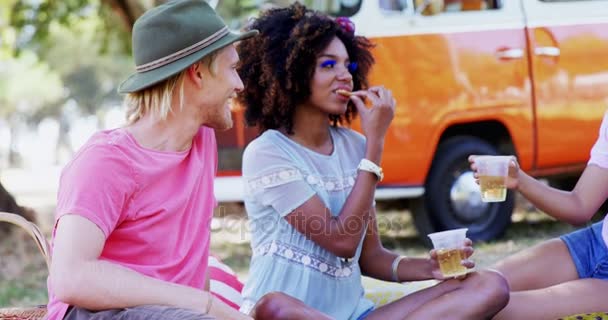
[[468, 155, 521, 190], [349, 86, 395, 142]]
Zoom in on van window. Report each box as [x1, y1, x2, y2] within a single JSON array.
[[301, 0, 363, 16], [216, 0, 363, 30], [414, 0, 502, 15], [380, 0, 408, 11]]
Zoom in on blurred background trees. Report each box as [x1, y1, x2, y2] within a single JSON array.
[[0, 0, 142, 214], [1, 0, 262, 163], [0, 0, 261, 213], [2, 0, 136, 167]]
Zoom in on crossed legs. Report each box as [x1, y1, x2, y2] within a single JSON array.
[[250, 292, 332, 320], [367, 270, 509, 320], [252, 270, 509, 320]]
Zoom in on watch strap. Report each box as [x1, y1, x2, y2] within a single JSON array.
[[358, 158, 384, 182]]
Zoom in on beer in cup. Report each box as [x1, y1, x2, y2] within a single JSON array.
[[474, 156, 511, 202], [427, 228, 469, 278]]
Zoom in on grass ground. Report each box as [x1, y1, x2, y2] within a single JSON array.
[[0, 199, 600, 308]]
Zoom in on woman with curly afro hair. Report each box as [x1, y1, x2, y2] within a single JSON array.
[[238, 3, 509, 319]]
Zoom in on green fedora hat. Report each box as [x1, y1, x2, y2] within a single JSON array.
[[118, 0, 257, 93]]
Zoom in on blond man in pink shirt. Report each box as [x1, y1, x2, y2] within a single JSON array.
[[46, 1, 257, 319], [470, 112, 608, 319]]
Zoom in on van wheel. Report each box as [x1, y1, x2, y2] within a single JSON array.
[[411, 197, 436, 247], [420, 136, 514, 242]]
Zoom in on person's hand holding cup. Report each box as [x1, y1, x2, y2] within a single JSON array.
[[428, 228, 475, 280], [469, 155, 519, 202]]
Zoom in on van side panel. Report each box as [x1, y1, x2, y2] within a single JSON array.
[[523, 1, 608, 170], [358, 28, 534, 185]]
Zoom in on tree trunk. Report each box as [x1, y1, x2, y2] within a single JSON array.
[[0, 181, 20, 213], [103, 0, 153, 30], [0, 180, 37, 235], [8, 116, 20, 167]]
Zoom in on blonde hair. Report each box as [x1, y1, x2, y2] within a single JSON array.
[[124, 51, 220, 124]]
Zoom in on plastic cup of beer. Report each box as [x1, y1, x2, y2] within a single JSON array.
[[427, 228, 469, 278], [474, 156, 511, 202]]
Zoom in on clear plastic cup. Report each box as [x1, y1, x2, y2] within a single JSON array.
[[427, 228, 469, 278], [474, 156, 511, 202]]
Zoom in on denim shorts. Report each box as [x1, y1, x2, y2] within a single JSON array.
[[561, 221, 608, 279]]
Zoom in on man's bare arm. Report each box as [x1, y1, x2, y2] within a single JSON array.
[[50, 214, 251, 319]]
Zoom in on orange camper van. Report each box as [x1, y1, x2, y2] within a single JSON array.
[[214, 0, 608, 241]]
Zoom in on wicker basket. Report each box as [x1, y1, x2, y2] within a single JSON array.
[[0, 212, 50, 320]]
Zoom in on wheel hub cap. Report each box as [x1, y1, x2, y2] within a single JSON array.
[[450, 171, 488, 221]]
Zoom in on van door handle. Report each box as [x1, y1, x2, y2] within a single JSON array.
[[534, 46, 560, 57], [495, 48, 524, 60]]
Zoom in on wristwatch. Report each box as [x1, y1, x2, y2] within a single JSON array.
[[357, 159, 384, 182]]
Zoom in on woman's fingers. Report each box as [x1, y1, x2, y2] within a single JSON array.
[[367, 86, 393, 107], [364, 89, 382, 106], [461, 259, 475, 269], [349, 94, 367, 114], [461, 238, 474, 258], [351, 86, 395, 111], [508, 155, 520, 176], [463, 238, 473, 246], [510, 155, 519, 168]]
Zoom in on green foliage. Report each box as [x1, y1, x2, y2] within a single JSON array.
[[0, 0, 291, 124], [0, 0, 18, 59], [0, 278, 48, 307], [0, 1, 132, 123], [0, 230, 48, 308], [215, 0, 260, 29], [7, 0, 131, 55], [41, 17, 132, 116], [0, 51, 63, 119]]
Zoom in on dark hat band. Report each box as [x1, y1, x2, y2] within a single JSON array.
[[135, 26, 230, 72]]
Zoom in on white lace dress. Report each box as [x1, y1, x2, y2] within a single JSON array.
[[239, 127, 375, 319]]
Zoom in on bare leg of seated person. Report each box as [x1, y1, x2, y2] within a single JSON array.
[[492, 238, 608, 319], [250, 292, 333, 320], [63, 305, 216, 320], [367, 270, 509, 320], [250, 270, 508, 320]]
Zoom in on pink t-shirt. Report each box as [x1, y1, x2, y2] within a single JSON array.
[[46, 127, 217, 320], [588, 111, 608, 246]]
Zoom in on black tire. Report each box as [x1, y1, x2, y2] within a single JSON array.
[[411, 197, 436, 247], [419, 136, 514, 242]]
